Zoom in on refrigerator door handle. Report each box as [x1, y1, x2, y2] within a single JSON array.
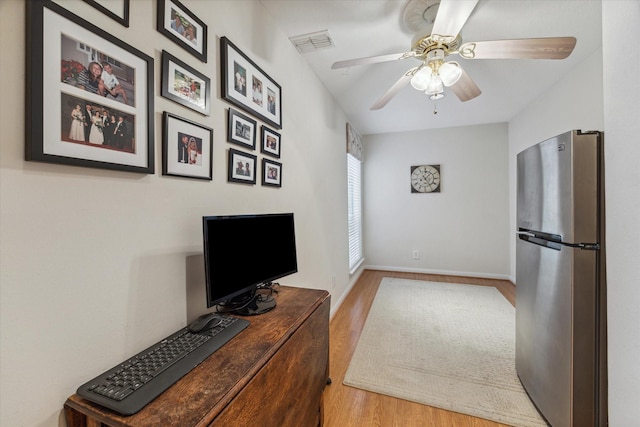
[[517, 231, 562, 250], [516, 231, 536, 238], [518, 228, 563, 242], [562, 241, 601, 251], [517, 231, 600, 251]]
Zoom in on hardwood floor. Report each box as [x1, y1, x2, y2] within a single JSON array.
[[323, 269, 517, 427]]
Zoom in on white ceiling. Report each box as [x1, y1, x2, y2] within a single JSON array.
[[260, 0, 602, 135]]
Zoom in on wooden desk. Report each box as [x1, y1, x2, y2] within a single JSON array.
[[65, 286, 330, 427]]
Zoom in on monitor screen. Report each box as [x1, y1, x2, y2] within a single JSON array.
[[202, 213, 298, 310]]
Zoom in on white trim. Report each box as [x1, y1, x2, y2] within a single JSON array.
[[364, 264, 512, 281], [329, 263, 366, 320], [349, 257, 364, 275]]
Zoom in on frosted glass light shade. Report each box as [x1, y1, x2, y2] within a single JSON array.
[[425, 74, 444, 95], [439, 62, 462, 87], [410, 67, 433, 91]]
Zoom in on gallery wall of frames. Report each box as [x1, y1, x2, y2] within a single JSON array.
[[26, 0, 284, 188]]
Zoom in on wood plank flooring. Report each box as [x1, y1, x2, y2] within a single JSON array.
[[323, 269, 517, 427]]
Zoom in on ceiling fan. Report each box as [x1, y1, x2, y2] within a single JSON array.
[[331, 0, 577, 110]]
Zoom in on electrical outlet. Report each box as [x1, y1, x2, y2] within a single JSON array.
[[412, 250, 420, 260]]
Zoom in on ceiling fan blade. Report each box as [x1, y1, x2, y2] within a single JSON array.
[[459, 37, 577, 60], [431, 0, 479, 43], [370, 67, 418, 110], [451, 67, 481, 102], [332, 52, 416, 69]]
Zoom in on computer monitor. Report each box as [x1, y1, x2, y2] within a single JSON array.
[[202, 213, 298, 315]]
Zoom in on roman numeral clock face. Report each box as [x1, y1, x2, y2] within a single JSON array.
[[411, 165, 441, 193]]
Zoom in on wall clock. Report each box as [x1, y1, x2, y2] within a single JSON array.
[[410, 164, 441, 193]]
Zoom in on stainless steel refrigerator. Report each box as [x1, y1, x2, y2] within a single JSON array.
[[516, 130, 607, 427]]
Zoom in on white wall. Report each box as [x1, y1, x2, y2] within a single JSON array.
[[602, 1, 640, 424], [0, 1, 351, 426], [363, 123, 510, 278]]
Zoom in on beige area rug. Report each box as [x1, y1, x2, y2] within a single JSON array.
[[343, 278, 547, 427]]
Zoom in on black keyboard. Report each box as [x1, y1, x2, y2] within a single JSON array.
[[76, 315, 250, 415]]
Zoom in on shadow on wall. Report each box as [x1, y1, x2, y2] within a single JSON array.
[[186, 253, 208, 323]]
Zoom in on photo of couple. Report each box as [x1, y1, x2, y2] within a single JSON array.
[[170, 8, 198, 46], [60, 34, 135, 107], [177, 132, 202, 166], [158, 0, 207, 62], [228, 149, 256, 184]]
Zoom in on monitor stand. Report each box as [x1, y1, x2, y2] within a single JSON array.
[[227, 290, 276, 316]]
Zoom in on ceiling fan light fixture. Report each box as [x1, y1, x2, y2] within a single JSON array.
[[410, 66, 433, 91], [429, 93, 444, 100], [425, 74, 443, 95], [439, 62, 462, 86]]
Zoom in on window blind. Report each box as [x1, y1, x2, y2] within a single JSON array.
[[347, 153, 363, 271]]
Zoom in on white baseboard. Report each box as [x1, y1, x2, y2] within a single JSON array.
[[364, 264, 512, 281], [329, 264, 365, 320]]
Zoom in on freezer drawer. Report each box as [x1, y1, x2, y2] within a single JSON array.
[[516, 237, 598, 427]]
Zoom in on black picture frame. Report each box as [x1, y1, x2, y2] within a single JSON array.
[[26, 0, 154, 174], [83, 0, 130, 27], [161, 50, 211, 116], [262, 158, 282, 188], [162, 112, 213, 180], [227, 148, 257, 185], [220, 37, 282, 129], [410, 164, 441, 193], [260, 126, 281, 158], [157, 0, 207, 62], [227, 108, 256, 150]]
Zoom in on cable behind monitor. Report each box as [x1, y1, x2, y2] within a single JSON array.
[[216, 282, 280, 316]]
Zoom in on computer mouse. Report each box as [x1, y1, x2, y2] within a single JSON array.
[[188, 313, 222, 333]]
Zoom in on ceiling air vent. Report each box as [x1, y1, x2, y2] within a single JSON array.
[[289, 30, 334, 54]]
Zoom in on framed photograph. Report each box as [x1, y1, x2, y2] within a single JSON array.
[[227, 108, 256, 150], [83, 0, 130, 27], [157, 0, 207, 62], [221, 37, 282, 129], [161, 50, 210, 116], [26, 0, 154, 174], [162, 112, 213, 180], [260, 126, 281, 158], [227, 148, 256, 185], [262, 158, 282, 188]]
